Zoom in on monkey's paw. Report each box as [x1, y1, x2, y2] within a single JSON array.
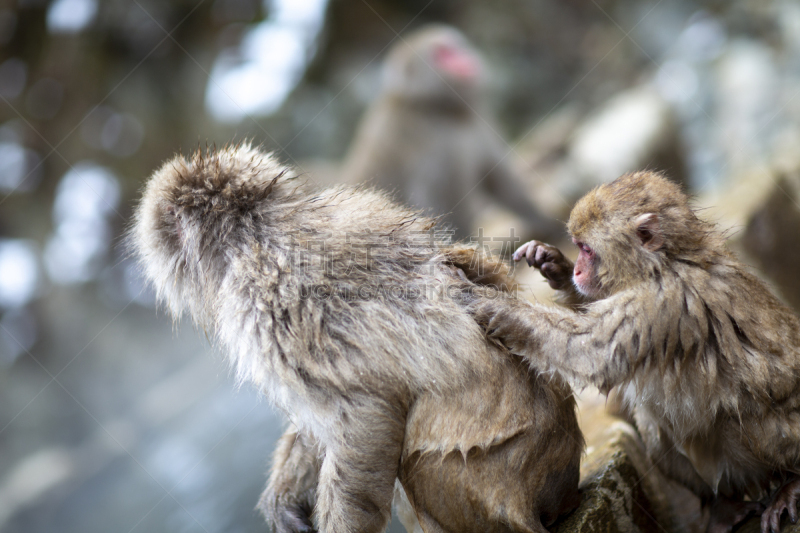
[[512, 240, 573, 290], [261, 494, 316, 533], [466, 297, 529, 353], [762, 477, 800, 533], [466, 297, 516, 328]]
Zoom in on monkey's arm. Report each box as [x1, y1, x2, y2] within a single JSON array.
[[472, 284, 670, 393], [258, 426, 322, 533]]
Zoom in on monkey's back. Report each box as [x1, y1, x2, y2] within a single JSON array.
[[267, 187, 583, 531], [402, 351, 581, 532], [289, 192, 583, 530]]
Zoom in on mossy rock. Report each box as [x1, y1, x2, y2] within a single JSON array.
[[553, 422, 670, 533], [553, 393, 704, 533]]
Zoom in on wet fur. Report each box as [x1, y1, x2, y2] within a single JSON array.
[[131, 144, 583, 533], [473, 171, 800, 511]]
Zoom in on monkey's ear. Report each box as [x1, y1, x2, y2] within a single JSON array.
[[635, 213, 664, 252]]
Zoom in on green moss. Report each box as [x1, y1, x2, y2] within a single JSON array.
[[553, 428, 674, 533]]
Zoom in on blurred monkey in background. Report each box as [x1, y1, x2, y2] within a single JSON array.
[[342, 25, 564, 242]]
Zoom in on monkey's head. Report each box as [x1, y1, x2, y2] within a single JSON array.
[[566, 171, 712, 298], [131, 144, 297, 323], [383, 25, 485, 105]]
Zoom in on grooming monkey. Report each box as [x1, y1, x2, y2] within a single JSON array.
[[131, 144, 583, 533], [470, 171, 800, 533], [342, 25, 563, 242]]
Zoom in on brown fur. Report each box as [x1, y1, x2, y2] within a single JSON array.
[[341, 25, 563, 242], [130, 144, 583, 533], [472, 171, 800, 532]]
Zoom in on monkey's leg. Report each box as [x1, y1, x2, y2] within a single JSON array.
[[637, 415, 762, 533], [314, 410, 405, 533], [634, 414, 714, 501], [762, 475, 800, 533], [258, 426, 322, 533], [706, 495, 763, 533]]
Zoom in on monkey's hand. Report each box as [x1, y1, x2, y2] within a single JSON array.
[[761, 476, 800, 533], [467, 295, 536, 354], [262, 491, 316, 533], [259, 429, 320, 533], [513, 241, 574, 291]]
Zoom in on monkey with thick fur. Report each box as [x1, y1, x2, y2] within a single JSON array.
[[342, 25, 563, 243], [470, 171, 800, 533], [131, 144, 583, 533]]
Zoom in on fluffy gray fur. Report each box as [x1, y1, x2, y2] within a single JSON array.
[[130, 144, 583, 533]]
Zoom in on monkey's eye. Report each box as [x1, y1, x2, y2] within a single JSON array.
[[577, 242, 593, 256]]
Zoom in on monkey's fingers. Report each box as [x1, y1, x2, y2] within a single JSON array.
[[484, 315, 514, 348], [465, 299, 494, 327], [533, 243, 555, 267], [526, 243, 539, 267], [266, 497, 316, 533], [467, 300, 515, 346], [529, 242, 570, 270], [521, 240, 548, 268], [762, 503, 782, 533], [762, 478, 800, 533], [512, 240, 538, 263]]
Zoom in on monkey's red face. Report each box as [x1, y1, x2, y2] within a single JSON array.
[[572, 239, 599, 297], [432, 43, 480, 81]]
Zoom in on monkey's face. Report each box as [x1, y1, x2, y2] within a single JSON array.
[[568, 226, 625, 299], [429, 36, 481, 84], [567, 171, 707, 298], [570, 220, 664, 300], [383, 25, 485, 103], [572, 238, 599, 297]]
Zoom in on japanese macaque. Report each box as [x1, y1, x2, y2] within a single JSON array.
[[341, 25, 563, 242], [130, 144, 583, 533], [470, 171, 800, 533]]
